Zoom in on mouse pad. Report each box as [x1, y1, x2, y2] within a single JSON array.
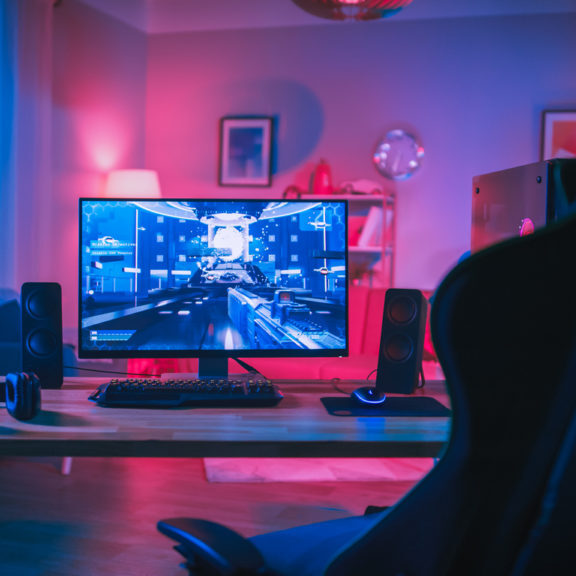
[[321, 396, 451, 417]]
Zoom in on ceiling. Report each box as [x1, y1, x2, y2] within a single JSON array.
[[74, 0, 576, 34]]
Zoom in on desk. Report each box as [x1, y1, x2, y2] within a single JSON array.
[[0, 378, 450, 459]]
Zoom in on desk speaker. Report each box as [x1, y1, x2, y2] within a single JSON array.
[[21, 282, 63, 389], [375, 289, 428, 394]]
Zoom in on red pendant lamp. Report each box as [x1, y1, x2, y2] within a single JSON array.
[[291, 0, 414, 21]]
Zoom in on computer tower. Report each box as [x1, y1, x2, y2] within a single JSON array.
[[471, 158, 576, 253]]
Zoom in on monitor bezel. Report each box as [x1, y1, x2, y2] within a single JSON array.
[[77, 197, 349, 360]]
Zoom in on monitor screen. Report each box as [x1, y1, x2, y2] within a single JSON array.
[[78, 198, 348, 375]]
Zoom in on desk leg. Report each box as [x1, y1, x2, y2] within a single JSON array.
[[61, 457, 73, 476]]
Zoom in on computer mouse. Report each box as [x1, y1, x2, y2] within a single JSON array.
[[351, 386, 387, 406]]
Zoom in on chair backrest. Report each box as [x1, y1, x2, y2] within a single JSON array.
[[508, 347, 576, 575], [325, 213, 576, 576]]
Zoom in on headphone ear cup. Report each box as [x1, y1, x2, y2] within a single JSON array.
[[5, 372, 42, 421]]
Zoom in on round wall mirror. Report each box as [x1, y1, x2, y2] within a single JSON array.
[[373, 129, 424, 180]]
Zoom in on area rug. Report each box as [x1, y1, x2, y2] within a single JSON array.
[[203, 457, 434, 483]]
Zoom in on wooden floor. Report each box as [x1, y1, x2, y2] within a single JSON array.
[[0, 457, 422, 575]]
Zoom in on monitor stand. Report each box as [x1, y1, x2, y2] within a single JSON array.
[[160, 357, 260, 381], [198, 357, 229, 379]]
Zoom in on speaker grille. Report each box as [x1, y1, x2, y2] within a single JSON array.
[[387, 295, 417, 325], [26, 289, 59, 319], [27, 329, 58, 357], [383, 333, 413, 362]]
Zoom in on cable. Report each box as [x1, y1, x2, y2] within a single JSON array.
[[63, 365, 155, 377], [366, 368, 378, 380], [329, 377, 353, 395], [417, 365, 426, 389], [233, 358, 261, 376], [330, 365, 380, 396], [362, 365, 426, 390]]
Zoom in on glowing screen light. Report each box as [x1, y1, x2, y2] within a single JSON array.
[[213, 226, 244, 261]]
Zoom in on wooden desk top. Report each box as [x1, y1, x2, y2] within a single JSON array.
[[0, 378, 451, 458]]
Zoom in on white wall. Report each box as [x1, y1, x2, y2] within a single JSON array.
[[49, 7, 576, 329], [52, 1, 148, 328], [145, 13, 576, 294]]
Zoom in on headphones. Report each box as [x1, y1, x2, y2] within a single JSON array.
[[3, 372, 42, 421]]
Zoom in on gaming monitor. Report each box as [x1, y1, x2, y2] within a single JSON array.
[[78, 198, 349, 377]]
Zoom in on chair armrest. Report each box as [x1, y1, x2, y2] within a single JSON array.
[[157, 517, 269, 576]]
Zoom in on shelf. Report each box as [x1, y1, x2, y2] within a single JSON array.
[[349, 246, 382, 254], [295, 191, 395, 288], [298, 193, 393, 205]]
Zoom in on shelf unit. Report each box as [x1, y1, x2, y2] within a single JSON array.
[[298, 193, 395, 288]]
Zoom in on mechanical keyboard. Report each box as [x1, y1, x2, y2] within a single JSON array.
[[88, 377, 284, 408]]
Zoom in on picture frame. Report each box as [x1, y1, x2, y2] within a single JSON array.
[[540, 110, 576, 160], [218, 116, 273, 187]]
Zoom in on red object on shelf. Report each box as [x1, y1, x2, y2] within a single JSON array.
[[310, 159, 333, 195]]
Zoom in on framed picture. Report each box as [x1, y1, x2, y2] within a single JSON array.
[[540, 110, 576, 160], [218, 116, 273, 187]]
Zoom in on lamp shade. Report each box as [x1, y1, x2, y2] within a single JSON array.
[[291, 0, 413, 20], [105, 169, 161, 198]]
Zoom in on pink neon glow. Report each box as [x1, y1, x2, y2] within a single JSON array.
[[80, 112, 135, 171]]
